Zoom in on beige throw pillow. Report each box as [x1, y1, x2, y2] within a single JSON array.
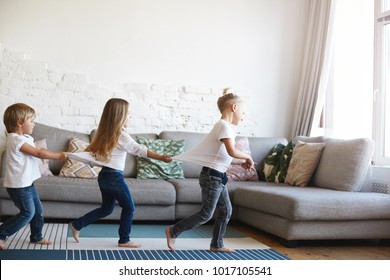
[[285, 140, 325, 187], [59, 138, 101, 178]]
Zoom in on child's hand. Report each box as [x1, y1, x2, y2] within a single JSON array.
[[161, 155, 172, 163], [241, 158, 255, 170], [61, 152, 68, 160]]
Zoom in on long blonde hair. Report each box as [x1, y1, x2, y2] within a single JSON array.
[[217, 88, 242, 113], [86, 98, 129, 162]]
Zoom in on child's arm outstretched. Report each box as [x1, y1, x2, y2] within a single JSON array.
[[147, 150, 172, 163], [221, 138, 255, 170], [20, 143, 68, 160]]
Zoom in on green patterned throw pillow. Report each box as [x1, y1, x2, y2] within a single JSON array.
[[258, 141, 295, 183], [136, 137, 185, 179], [277, 141, 295, 182]]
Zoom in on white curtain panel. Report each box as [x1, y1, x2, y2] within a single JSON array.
[[290, 0, 336, 138]]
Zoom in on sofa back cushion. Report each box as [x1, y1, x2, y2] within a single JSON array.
[[249, 137, 289, 179], [293, 135, 325, 144], [32, 123, 91, 175], [311, 138, 375, 192]]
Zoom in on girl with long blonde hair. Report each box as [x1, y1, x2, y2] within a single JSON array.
[[69, 98, 171, 248]]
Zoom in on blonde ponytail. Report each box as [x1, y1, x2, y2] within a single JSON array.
[[217, 87, 242, 113]]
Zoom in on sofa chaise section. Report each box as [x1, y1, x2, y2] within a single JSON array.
[[235, 185, 390, 247]]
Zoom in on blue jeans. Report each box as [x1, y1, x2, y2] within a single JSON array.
[[170, 167, 232, 249], [71, 167, 135, 244], [0, 184, 45, 242]]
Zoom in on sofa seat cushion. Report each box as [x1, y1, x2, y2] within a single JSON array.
[[234, 185, 390, 221], [0, 177, 102, 203], [168, 179, 201, 203], [0, 177, 176, 206], [125, 178, 176, 205]]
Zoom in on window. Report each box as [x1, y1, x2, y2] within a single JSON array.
[[373, 0, 390, 165], [310, 0, 374, 140]]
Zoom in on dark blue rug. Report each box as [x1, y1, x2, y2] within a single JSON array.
[[0, 250, 66, 260], [66, 249, 289, 260], [0, 248, 289, 260]]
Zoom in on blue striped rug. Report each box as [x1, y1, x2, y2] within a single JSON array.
[[0, 223, 290, 260], [67, 248, 289, 260]]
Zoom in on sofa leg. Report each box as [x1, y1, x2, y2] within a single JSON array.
[[280, 239, 298, 248]]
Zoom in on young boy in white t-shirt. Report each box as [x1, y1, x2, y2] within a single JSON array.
[[0, 103, 67, 250], [166, 90, 255, 252]]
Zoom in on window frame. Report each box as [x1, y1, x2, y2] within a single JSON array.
[[373, 0, 390, 166]]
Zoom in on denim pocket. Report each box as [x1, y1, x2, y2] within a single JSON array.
[[209, 175, 223, 183]]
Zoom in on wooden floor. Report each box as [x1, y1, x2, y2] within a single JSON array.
[[231, 222, 390, 260]]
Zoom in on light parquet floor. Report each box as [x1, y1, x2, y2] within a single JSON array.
[[231, 222, 390, 260]]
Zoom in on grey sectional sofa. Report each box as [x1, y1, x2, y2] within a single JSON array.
[[1, 123, 390, 247]]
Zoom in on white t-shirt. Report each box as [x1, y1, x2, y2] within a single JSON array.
[[173, 119, 236, 173], [68, 131, 148, 171], [4, 133, 41, 188]]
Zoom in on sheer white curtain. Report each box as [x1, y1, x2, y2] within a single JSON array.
[[291, 0, 374, 139], [320, 0, 373, 139], [290, 0, 336, 138]]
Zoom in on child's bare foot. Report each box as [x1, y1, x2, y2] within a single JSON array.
[[165, 226, 176, 251], [32, 239, 53, 245], [118, 241, 141, 248], [210, 246, 235, 253], [0, 239, 7, 250], [69, 223, 79, 243]]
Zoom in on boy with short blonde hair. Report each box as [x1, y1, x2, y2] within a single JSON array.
[[0, 103, 67, 250]]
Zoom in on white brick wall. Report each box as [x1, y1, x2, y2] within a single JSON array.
[[0, 46, 258, 152]]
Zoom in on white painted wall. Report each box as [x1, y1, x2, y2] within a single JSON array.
[[0, 0, 309, 151]]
